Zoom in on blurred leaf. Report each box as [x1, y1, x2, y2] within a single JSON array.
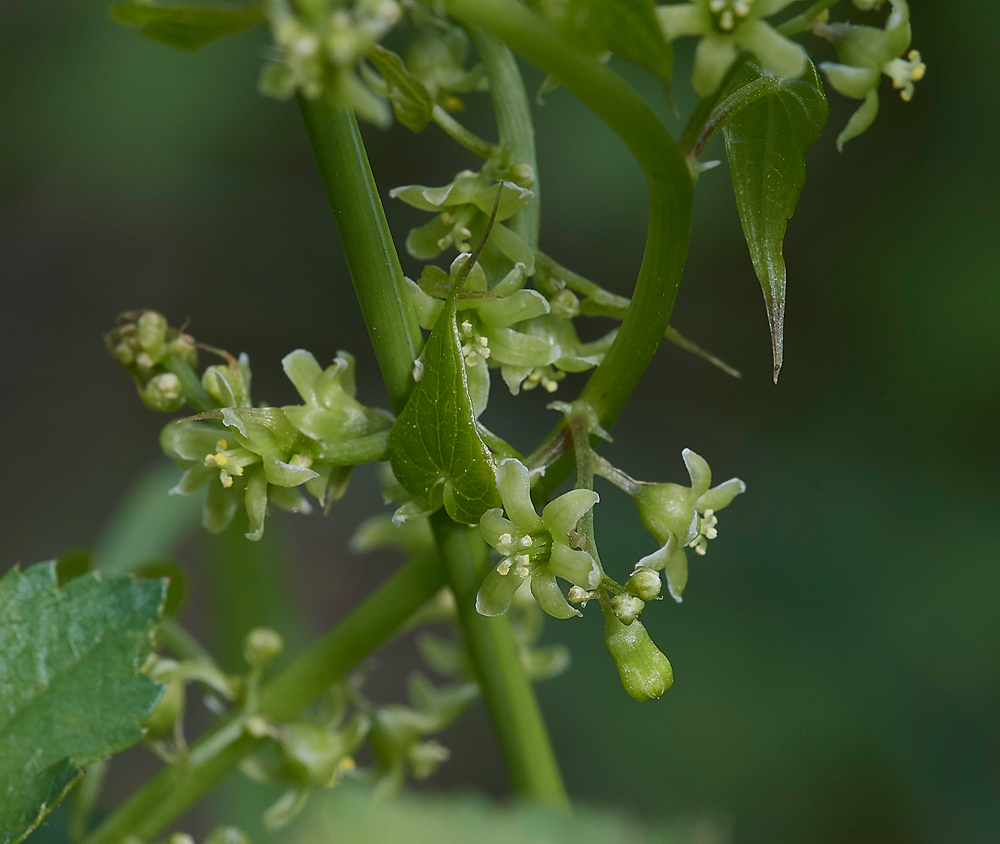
[[292, 787, 729, 844], [722, 60, 827, 382], [0, 562, 165, 844], [110, 2, 266, 51], [543, 0, 672, 84], [367, 46, 433, 132], [388, 280, 501, 525], [133, 558, 187, 617]]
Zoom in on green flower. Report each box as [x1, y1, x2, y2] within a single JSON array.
[[259, 0, 402, 126], [390, 170, 535, 270], [815, 0, 925, 149], [405, 7, 486, 110], [633, 448, 745, 601], [477, 458, 602, 620], [657, 0, 807, 96]]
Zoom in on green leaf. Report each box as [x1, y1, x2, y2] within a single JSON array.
[[110, 2, 265, 51], [388, 281, 501, 526], [721, 60, 827, 382], [366, 46, 434, 133], [0, 562, 165, 844], [546, 0, 673, 84]]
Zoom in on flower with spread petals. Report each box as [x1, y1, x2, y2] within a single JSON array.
[[476, 458, 602, 620], [633, 448, 745, 602], [657, 0, 807, 96], [390, 170, 535, 270], [814, 0, 925, 149]]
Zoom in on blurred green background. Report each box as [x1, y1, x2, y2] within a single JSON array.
[[2, 1, 998, 842]]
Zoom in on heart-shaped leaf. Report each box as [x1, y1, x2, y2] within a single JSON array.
[[722, 60, 827, 381], [388, 271, 501, 526], [110, 2, 266, 51], [0, 562, 165, 844]]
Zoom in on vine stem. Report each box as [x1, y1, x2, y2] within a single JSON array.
[[448, 0, 694, 493], [81, 554, 446, 844]]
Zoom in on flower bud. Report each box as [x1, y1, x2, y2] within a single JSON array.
[[507, 163, 535, 189], [610, 593, 645, 625], [604, 615, 673, 701], [408, 739, 450, 780], [281, 722, 343, 786], [549, 288, 580, 319], [136, 310, 168, 354], [141, 372, 185, 412], [626, 567, 662, 601], [244, 627, 284, 668], [142, 677, 185, 739]]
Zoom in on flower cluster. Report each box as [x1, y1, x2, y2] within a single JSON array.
[[259, 0, 403, 125], [657, 0, 807, 95], [815, 0, 925, 149]]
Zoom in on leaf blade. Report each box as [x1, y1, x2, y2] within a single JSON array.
[[110, 2, 266, 51], [722, 60, 827, 381], [0, 562, 165, 843]]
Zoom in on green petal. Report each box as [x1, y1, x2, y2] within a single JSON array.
[[487, 223, 535, 273], [495, 459, 544, 533], [549, 543, 601, 590], [682, 448, 712, 497], [541, 489, 600, 540], [268, 485, 313, 514], [836, 90, 881, 151], [403, 276, 444, 330], [466, 355, 491, 418], [388, 183, 447, 212], [160, 420, 220, 462], [695, 477, 746, 513], [405, 216, 450, 261], [735, 20, 806, 80], [655, 4, 706, 40], [820, 62, 881, 100], [500, 365, 533, 395], [281, 349, 322, 405], [169, 464, 215, 495], [245, 467, 268, 541], [529, 571, 580, 619], [475, 565, 524, 616], [476, 289, 550, 328], [692, 33, 739, 96], [663, 545, 689, 603], [263, 455, 319, 488], [316, 351, 357, 404], [468, 179, 533, 220], [487, 326, 557, 368], [479, 508, 519, 550], [203, 481, 237, 534]]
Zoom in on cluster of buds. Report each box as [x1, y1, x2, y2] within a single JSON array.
[[105, 311, 198, 412], [657, 0, 808, 95], [259, 0, 403, 126], [815, 0, 925, 149]]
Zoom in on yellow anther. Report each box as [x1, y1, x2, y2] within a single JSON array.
[[339, 756, 356, 771], [497, 559, 512, 575], [220, 471, 233, 489], [216, 439, 228, 451]]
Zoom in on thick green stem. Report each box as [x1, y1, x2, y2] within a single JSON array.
[[469, 27, 541, 248], [429, 513, 569, 809], [450, 0, 693, 488], [297, 98, 422, 413], [82, 553, 445, 844]]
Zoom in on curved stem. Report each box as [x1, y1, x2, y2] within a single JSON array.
[[469, 27, 541, 249], [432, 105, 500, 160], [430, 513, 569, 809], [297, 99, 422, 413], [449, 0, 693, 483], [82, 553, 446, 844], [777, 0, 841, 36]]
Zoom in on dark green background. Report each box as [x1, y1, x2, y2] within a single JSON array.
[[2, 1, 997, 842]]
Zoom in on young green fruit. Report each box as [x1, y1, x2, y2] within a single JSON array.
[[604, 614, 673, 701]]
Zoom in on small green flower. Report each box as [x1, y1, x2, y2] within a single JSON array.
[[259, 0, 402, 126], [657, 0, 807, 96], [390, 170, 535, 270], [633, 448, 745, 602], [406, 7, 486, 110], [815, 0, 925, 149], [477, 458, 602, 620]]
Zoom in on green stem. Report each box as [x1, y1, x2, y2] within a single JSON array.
[[432, 105, 500, 160], [469, 27, 541, 249], [449, 0, 693, 433], [82, 553, 445, 844], [777, 0, 842, 36], [429, 512, 569, 809], [157, 617, 216, 664], [297, 99, 422, 413]]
